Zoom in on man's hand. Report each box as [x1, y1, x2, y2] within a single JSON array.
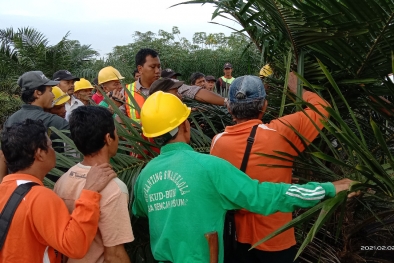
[[332, 178, 359, 197], [288, 72, 306, 95], [83, 163, 117, 192], [104, 244, 131, 263], [111, 90, 125, 107]]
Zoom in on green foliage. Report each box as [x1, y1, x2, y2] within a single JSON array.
[[177, 0, 394, 262], [0, 92, 22, 128], [0, 27, 99, 127], [3, 0, 394, 261]]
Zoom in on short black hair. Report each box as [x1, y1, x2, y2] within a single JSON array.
[[228, 99, 265, 120], [190, 72, 205, 85], [1, 119, 48, 173], [69, 106, 115, 156], [135, 48, 159, 67], [21, 85, 47, 104]]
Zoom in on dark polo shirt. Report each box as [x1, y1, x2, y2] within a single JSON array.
[[4, 104, 69, 151], [4, 104, 69, 131]]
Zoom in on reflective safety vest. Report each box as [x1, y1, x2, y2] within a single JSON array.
[[125, 82, 146, 122]]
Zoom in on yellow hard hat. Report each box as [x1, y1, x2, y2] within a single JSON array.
[[98, 66, 125, 85], [141, 91, 191, 138], [259, 64, 273, 77], [74, 78, 94, 92], [52, 86, 70, 105]]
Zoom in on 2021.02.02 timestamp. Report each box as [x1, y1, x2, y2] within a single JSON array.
[[360, 246, 394, 250]]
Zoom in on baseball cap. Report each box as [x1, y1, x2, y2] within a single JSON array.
[[228, 75, 266, 103], [223, 63, 233, 69], [52, 70, 80, 81], [149, 78, 184, 95], [161, 68, 182, 78], [18, 71, 60, 92], [205, 75, 216, 81]]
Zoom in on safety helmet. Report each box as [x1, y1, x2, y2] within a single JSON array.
[[52, 86, 70, 106], [74, 78, 94, 92], [98, 66, 125, 85], [259, 64, 273, 78], [141, 91, 191, 138]]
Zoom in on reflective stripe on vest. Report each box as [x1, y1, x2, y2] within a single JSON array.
[[125, 82, 145, 122]]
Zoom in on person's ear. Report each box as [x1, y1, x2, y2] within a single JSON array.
[[35, 148, 46, 162], [137, 65, 143, 74], [262, 100, 268, 113], [226, 103, 231, 113], [180, 120, 189, 134], [104, 133, 112, 146], [34, 90, 41, 99], [101, 84, 108, 93]]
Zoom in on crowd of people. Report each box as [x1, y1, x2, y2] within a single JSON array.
[[0, 47, 356, 263]]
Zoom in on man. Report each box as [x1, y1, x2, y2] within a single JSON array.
[[97, 66, 125, 114], [216, 63, 235, 94], [73, 78, 94, 106], [190, 72, 206, 88], [65, 78, 94, 120], [125, 48, 226, 122], [92, 77, 104, 105], [0, 119, 117, 263], [46, 86, 70, 119], [4, 71, 69, 152], [53, 70, 82, 114], [132, 91, 355, 263], [210, 73, 330, 262], [205, 75, 216, 91], [54, 106, 133, 263], [161, 68, 181, 79], [124, 48, 161, 121]]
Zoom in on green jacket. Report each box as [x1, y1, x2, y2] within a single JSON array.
[[133, 142, 336, 263]]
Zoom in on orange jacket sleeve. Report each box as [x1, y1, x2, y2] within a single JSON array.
[[31, 188, 101, 259], [270, 91, 331, 152]]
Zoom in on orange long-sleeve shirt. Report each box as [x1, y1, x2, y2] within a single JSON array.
[[210, 91, 330, 251], [0, 174, 101, 263]]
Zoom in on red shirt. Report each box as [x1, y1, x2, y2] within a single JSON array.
[[92, 93, 104, 104]]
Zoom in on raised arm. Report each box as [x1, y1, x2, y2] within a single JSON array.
[[210, 156, 352, 215]]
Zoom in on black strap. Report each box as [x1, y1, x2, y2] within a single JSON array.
[[223, 125, 259, 262], [0, 182, 38, 250], [240, 125, 259, 172]]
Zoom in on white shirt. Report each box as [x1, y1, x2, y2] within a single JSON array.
[[65, 96, 85, 121]]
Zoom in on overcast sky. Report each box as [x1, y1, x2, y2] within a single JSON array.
[[1, 0, 241, 56]]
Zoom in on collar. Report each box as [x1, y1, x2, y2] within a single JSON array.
[[225, 119, 262, 133], [70, 96, 78, 105], [77, 163, 91, 169], [136, 79, 150, 91], [2, 174, 44, 186], [21, 104, 43, 111], [160, 142, 194, 154]]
